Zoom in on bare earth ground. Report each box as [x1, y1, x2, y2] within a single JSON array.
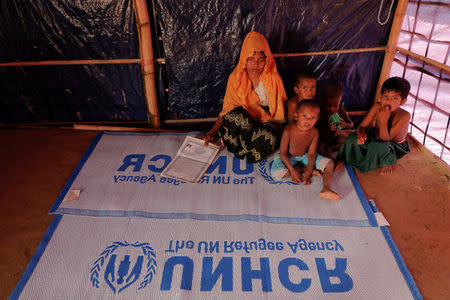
[[0, 127, 449, 299]]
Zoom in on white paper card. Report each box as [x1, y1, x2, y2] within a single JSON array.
[[161, 136, 220, 183]]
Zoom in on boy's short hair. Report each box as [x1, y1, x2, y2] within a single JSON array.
[[293, 70, 316, 86], [297, 99, 320, 112], [381, 77, 411, 99], [321, 82, 343, 101]]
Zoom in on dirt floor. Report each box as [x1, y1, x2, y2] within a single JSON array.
[[0, 127, 449, 299]]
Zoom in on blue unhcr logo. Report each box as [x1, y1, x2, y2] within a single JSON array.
[[258, 159, 298, 185], [90, 241, 157, 294]]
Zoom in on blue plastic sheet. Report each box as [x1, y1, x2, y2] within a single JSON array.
[[154, 0, 396, 119], [0, 0, 146, 122]]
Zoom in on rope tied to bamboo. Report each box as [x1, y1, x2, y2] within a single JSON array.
[[378, 0, 396, 25]]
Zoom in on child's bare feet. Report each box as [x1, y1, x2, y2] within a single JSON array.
[[319, 188, 340, 201], [312, 169, 322, 177], [380, 164, 396, 175]]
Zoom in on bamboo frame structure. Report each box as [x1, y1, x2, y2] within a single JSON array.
[[133, 0, 160, 128], [374, 0, 409, 103], [397, 47, 450, 72]]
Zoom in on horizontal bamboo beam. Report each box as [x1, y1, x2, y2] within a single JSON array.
[[164, 117, 217, 124], [409, 92, 449, 116], [1, 48, 387, 67], [73, 124, 187, 133], [397, 47, 450, 72], [0, 58, 165, 67], [0, 121, 149, 127], [409, 122, 450, 152], [272, 47, 386, 58]]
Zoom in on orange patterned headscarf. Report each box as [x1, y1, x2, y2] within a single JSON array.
[[219, 32, 286, 123]]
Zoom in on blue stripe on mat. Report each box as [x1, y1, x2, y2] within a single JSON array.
[[49, 131, 104, 213], [345, 164, 378, 227], [369, 200, 422, 300], [8, 215, 63, 300], [55, 208, 372, 227], [381, 227, 423, 300]]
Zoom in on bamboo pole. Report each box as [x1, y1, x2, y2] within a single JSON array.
[[133, 0, 160, 128], [0, 58, 165, 67], [374, 0, 409, 103], [397, 47, 450, 72], [73, 124, 187, 133]]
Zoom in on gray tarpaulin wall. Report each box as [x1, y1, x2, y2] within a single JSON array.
[[0, 0, 396, 123]]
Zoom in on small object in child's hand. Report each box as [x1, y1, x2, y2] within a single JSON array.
[[329, 112, 345, 129]]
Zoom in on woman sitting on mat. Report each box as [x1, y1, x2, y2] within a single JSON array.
[[203, 31, 287, 163]]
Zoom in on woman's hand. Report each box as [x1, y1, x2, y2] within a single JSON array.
[[204, 116, 223, 146], [203, 131, 215, 146]]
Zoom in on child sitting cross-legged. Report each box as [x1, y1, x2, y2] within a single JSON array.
[[337, 77, 411, 175], [271, 99, 340, 201]]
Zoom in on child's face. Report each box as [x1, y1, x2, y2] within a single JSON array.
[[245, 51, 266, 74], [380, 90, 406, 112], [325, 96, 342, 114], [295, 106, 320, 131], [294, 78, 316, 100]]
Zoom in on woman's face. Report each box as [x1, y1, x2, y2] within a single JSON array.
[[245, 51, 266, 74]]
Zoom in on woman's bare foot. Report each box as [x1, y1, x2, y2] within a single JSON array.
[[380, 164, 396, 175], [319, 188, 340, 201]]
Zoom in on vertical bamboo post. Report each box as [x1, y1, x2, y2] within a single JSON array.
[[133, 0, 160, 128], [374, 0, 409, 103]]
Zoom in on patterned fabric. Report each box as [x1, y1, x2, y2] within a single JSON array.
[[337, 130, 410, 173], [270, 151, 332, 180], [219, 107, 280, 163]]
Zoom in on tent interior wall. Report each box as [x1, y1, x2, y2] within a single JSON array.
[[0, 1, 450, 299], [0, 0, 448, 162]]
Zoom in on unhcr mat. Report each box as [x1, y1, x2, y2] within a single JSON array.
[[11, 215, 421, 299], [10, 132, 422, 299], [50, 132, 377, 227]]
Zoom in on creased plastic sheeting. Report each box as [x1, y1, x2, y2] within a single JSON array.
[[0, 64, 147, 122], [0, 0, 138, 61], [154, 0, 395, 119], [0, 0, 146, 122]]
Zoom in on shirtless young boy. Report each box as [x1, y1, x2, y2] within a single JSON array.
[[286, 70, 317, 124], [271, 99, 339, 201], [337, 77, 411, 175]]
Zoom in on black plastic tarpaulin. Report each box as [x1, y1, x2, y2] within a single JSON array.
[[0, 0, 147, 122], [154, 0, 396, 120]]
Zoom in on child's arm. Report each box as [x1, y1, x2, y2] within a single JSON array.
[[286, 99, 298, 124], [356, 103, 379, 144], [376, 108, 411, 141], [279, 127, 301, 183], [338, 106, 353, 129], [302, 129, 319, 185]]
